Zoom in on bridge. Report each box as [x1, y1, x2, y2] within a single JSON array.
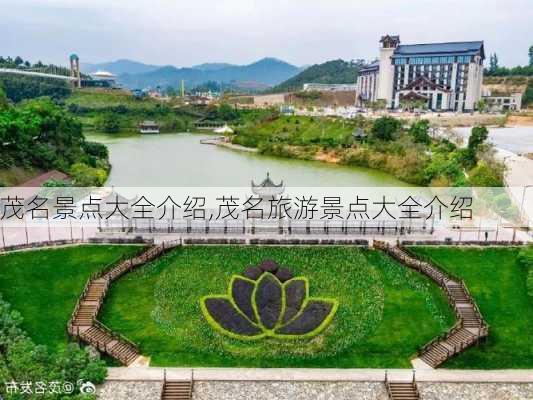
[[0, 54, 82, 87]]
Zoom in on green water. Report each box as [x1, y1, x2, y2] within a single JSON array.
[[87, 132, 408, 187]]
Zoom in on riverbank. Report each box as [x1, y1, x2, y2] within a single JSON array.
[[88, 132, 408, 187], [230, 115, 509, 187]]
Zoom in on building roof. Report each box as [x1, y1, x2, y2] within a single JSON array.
[[393, 41, 484, 59], [251, 173, 284, 197], [400, 91, 430, 101], [92, 70, 116, 78], [403, 76, 450, 92], [360, 60, 380, 72], [380, 35, 400, 43], [17, 170, 69, 187]]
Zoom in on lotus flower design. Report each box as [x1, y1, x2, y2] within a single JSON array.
[[200, 260, 338, 340]]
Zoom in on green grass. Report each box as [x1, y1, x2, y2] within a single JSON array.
[[65, 89, 160, 109], [409, 246, 533, 369], [0, 245, 143, 351], [234, 115, 359, 148], [100, 246, 453, 367]]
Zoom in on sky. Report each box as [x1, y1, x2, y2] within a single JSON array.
[[1, 0, 531, 68]]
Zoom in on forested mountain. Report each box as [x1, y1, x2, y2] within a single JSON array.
[[271, 59, 362, 92], [117, 58, 300, 89], [81, 59, 161, 75]]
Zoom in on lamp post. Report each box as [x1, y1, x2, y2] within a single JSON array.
[[519, 185, 533, 223]]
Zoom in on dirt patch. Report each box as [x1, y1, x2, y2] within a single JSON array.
[[507, 115, 533, 126], [425, 113, 507, 127], [314, 150, 340, 164], [0, 167, 43, 186]]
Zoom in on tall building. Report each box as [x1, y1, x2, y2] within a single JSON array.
[[357, 35, 485, 112]]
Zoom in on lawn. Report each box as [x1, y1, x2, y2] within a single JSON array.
[[233, 115, 358, 148], [65, 88, 160, 109], [100, 246, 453, 367], [0, 245, 143, 351], [409, 246, 533, 369]]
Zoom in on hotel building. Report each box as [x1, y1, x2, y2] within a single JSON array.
[[357, 35, 485, 112]]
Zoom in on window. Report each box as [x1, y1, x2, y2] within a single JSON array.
[[394, 57, 406, 65]]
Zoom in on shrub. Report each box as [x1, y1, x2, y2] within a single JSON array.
[[371, 116, 401, 141], [82, 141, 109, 159], [98, 113, 120, 133], [409, 119, 431, 144], [0, 295, 107, 399], [468, 160, 503, 187], [69, 162, 107, 186]]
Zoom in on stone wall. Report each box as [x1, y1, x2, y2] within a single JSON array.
[[193, 381, 388, 400], [96, 381, 533, 400], [418, 382, 533, 400], [97, 381, 162, 400]]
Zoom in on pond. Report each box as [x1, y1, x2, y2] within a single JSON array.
[[87, 132, 408, 187]]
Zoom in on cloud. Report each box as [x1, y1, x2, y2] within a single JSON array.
[[0, 0, 531, 67]]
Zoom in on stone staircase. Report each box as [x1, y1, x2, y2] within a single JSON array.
[[374, 241, 489, 368], [161, 380, 193, 400], [68, 241, 180, 365], [386, 381, 419, 400]]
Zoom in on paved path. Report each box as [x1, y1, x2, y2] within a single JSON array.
[[106, 367, 533, 383]]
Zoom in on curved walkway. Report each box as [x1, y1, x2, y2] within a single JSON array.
[[67, 241, 179, 365], [374, 241, 489, 369]]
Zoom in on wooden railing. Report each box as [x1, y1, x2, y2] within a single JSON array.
[[92, 319, 140, 353], [375, 240, 489, 366], [67, 241, 181, 365]]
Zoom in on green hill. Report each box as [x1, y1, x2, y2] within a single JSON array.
[[270, 59, 361, 93]]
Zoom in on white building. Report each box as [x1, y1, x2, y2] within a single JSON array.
[[356, 35, 485, 112], [90, 70, 118, 87], [482, 90, 522, 112], [303, 83, 357, 92]]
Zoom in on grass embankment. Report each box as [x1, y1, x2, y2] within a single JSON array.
[[0, 166, 43, 186], [100, 246, 453, 367], [409, 246, 533, 369], [65, 89, 199, 133], [0, 245, 142, 351], [232, 115, 503, 186]]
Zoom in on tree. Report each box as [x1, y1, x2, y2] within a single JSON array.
[[98, 113, 120, 133], [523, 81, 533, 108], [468, 160, 503, 186], [476, 99, 487, 113], [14, 56, 23, 66], [529, 45, 533, 67], [166, 86, 177, 97], [468, 125, 489, 152], [0, 74, 71, 102], [0, 86, 8, 110], [460, 125, 489, 168], [489, 53, 499, 72], [409, 119, 431, 144], [69, 162, 107, 186], [371, 116, 401, 141]]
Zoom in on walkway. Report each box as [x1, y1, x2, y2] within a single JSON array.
[[68, 242, 179, 365], [106, 367, 533, 383], [374, 241, 489, 368], [0, 67, 77, 81]]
